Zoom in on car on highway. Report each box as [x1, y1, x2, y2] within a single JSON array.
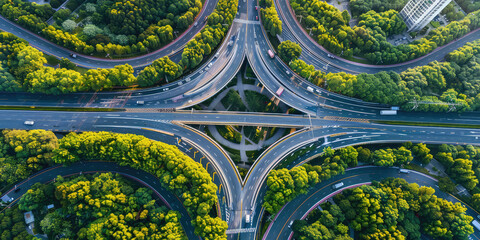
[[268, 50, 275, 58], [14, 187, 21, 193], [399, 169, 410, 174], [24, 120, 35, 126], [288, 220, 293, 228], [332, 182, 344, 190], [70, 53, 77, 58], [327, 54, 335, 59], [194, 22, 198, 27], [276, 87, 284, 96], [256, 16, 258, 20], [136, 101, 145, 105]]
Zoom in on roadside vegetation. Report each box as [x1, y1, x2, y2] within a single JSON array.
[[289, 0, 480, 64], [0, 129, 227, 239], [0, 0, 201, 57], [263, 144, 422, 214], [261, 142, 478, 239], [278, 38, 480, 112], [17, 173, 186, 239], [259, 0, 282, 37], [292, 178, 474, 240], [0, 0, 239, 93]]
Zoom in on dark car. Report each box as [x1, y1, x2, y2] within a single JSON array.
[[14, 187, 21, 193]]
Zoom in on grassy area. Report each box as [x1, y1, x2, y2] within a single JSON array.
[[221, 89, 247, 111], [45, 55, 60, 66], [431, 21, 441, 28], [237, 166, 248, 178], [216, 125, 242, 144], [246, 149, 264, 163], [74, 65, 89, 74], [267, 31, 281, 51], [344, 55, 371, 64], [374, 120, 480, 129], [0, 106, 121, 112], [245, 90, 281, 113], [242, 77, 256, 85], [245, 65, 256, 78]]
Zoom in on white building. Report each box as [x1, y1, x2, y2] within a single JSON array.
[[400, 0, 452, 32]]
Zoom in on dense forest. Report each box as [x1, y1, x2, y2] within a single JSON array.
[[0, 129, 226, 239], [0, 129, 58, 194], [292, 178, 474, 240], [0, 206, 35, 240], [18, 173, 187, 240], [289, 0, 480, 64], [17, 173, 186, 239], [0, 0, 201, 56], [280, 38, 480, 112]]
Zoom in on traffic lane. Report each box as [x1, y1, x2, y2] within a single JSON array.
[[246, 30, 316, 115], [0, 161, 199, 239]]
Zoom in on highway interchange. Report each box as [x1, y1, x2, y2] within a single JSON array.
[[1, 0, 480, 239]]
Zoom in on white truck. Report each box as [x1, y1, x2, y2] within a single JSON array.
[[24, 121, 35, 126], [307, 86, 314, 93], [399, 169, 410, 174], [332, 182, 344, 190], [472, 220, 480, 231], [380, 110, 397, 115], [245, 214, 251, 224]]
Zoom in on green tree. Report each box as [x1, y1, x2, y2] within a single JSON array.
[[278, 40, 302, 63]]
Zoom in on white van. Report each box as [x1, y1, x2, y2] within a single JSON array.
[[307, 86, 314, 92], [332, 182, 344, 190], [24, 121, 34, 126], [399, 169, 410, 174]]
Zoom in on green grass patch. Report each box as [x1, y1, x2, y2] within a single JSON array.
[[245, 90, 281, 113], [246, 149, 263, 163], [267, 31, 281, 51], [374, 120, 480, 129], [246, 65, 256, 78], [344, 55, 371, 64], [45, 55, 60, 66], [0, 106, 121, 112], [74, 65, 89, 74], [431, 21, 441, 28], [216, 125, 242, 144], [221, 89, 247, 111], [242, 77, 256, 85]]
